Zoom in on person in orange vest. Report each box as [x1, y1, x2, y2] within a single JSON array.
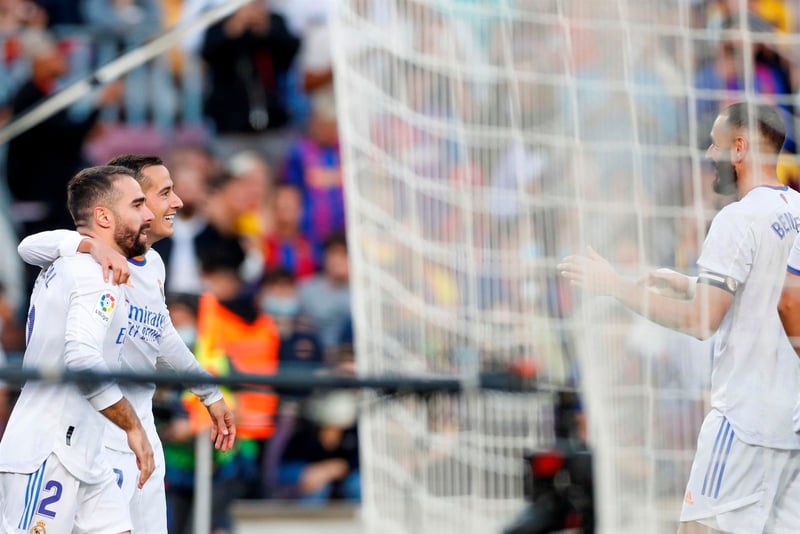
[[188, 237, 281, 500]]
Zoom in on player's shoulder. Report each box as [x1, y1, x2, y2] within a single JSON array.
[[53, 256, 120, 294], [145, 247, 165, 268], [712, 200, 751, 229], [54, 254, 105, 278]]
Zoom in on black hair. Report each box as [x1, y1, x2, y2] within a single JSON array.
[[66, 165, 137, 227], [165, 292, 200, 316], [198, 237, 245, 275], [260, 267, 295, 287], [107, 154, 164, 186], [107, 154, 164, 173], [322, 232, 348, 255], [721, 102, 786, 152]]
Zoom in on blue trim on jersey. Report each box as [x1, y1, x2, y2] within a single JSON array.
[[18, 471, 34, 529], [19, 460, 46, 529], [702, 418, 727, 496], [714, 427, 736, 499], [788, 265, 800, 277], [756, 185, 789, 191], [128, 256, 147, 266]]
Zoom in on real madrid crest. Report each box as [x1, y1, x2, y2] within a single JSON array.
[[30, 520, 46, 534]]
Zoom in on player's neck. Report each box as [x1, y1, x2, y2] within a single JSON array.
[[77, 227, 128, 257], [736, 168, 783, 199]]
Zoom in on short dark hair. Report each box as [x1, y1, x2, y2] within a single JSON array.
[[260, 267, 295, 287], [67, 165, 136, 227], [107, 154, 164, 186], [721, 102, 786, 152], [322, 232, 348, 255]]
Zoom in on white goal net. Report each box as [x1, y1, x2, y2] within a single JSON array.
[[330, 1, 797, 532]]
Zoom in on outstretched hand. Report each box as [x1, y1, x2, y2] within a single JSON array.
[[206, 399, 236, 452], [558, 246, 620, 296]]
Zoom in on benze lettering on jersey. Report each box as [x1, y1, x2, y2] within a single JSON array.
[[771, 211, 800, 239], [93, 293, 116, 324], [127, 303, 167, 343]]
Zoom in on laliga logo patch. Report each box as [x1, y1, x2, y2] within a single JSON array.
[[99, 293, 116, 313], [30, 520, 46, 534], [94, 292, 117, 324]]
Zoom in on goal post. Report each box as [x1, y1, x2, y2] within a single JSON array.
[[331, 1, 797, 532]]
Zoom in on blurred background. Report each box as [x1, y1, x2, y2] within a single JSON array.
[[0, 0, 796, 533]]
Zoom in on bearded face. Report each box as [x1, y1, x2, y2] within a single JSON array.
[[712, 151, 739, 195], [114, 218, 149, 257]]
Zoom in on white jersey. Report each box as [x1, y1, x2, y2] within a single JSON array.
[[783, 234, 800, 435], [0, 256, 128, 482], [16, 231, 223, 453], [697, 185, 800, 449]]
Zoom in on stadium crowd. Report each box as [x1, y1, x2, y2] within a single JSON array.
[[0, 0, 796, 532]]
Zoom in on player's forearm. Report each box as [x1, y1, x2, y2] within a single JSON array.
[[159, 328, 223, 404], [18, 229, 84, 267], [100, 397, 143, 432], [610, 277, 713, 339], [778, 291, 800, 353]]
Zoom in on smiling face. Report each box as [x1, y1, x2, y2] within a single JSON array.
[[139, 164, 183, 244]]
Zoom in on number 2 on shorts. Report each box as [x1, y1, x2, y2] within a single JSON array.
[[36, 480, 63, 518]]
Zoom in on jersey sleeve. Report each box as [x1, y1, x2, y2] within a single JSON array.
[[788, 233, 800, 276], [696, 207, 755, 285], [158, 324, 223, 406], [64, 280, 123, 410], [17, 229, 85, 268]]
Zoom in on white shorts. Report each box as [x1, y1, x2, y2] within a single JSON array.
[[0, 453, 132, 534], [680, 409, 800, 533], [105, 442, 167, 534]]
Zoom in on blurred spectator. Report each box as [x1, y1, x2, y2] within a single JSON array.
[[262, 183, 318, 279], [225, 150, 272, 243], [5, 28, 123, 293], [283, 90, 344, 249], [282, 0, 334, 95], [272, 390, 360, 503], [298, 233, 351, 357], [0, 0, 47, 32], [200, 0, 300, 167], [258, 268, 323, 372], [0, 283, 23, 355], [82, 0, 161, 38], [160, 293, 238, 534]]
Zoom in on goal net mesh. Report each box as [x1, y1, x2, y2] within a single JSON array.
[[329, 1, 797, 532]]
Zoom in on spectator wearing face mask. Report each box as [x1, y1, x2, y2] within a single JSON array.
[[258, 268, 323, 373]]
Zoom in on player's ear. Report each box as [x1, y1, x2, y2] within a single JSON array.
[[733, 136, 747, 162], [94, 206, 113, 229]]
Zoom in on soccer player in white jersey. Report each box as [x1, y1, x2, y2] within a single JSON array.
[[0, 165, 156, 534], [17, 155, 236, 534], [559, 102, 800, 533]]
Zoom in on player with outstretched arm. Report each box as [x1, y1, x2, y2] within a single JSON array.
[[0, 166, 156, 533], [559, 103, 800, 533], [17, 155, 236, 534]]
